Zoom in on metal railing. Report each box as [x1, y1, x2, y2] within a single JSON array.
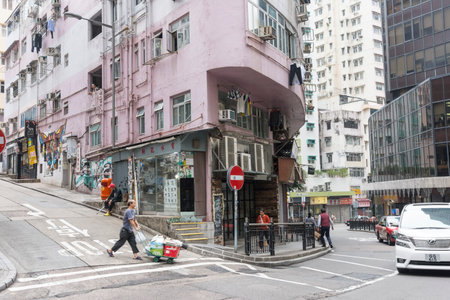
[[244, 218, 315, 256], [349, 220, 377, 231]]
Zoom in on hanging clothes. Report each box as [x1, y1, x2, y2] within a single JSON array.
[[288, 63, 303, 86], [243, 94, 251, 116], [227, 88, 240, 100], [31, 33, 42, 53], [237, 94, 246, 115], [47, 19, 55, 39]]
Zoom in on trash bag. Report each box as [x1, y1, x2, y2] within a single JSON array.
[[135, 231, 146, 244]]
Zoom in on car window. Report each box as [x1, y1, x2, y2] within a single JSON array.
[[400, 207, 450, 229]]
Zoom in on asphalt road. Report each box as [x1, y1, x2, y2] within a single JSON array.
[[1, 180, 450, 299]]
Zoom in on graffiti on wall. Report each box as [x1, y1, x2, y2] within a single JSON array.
[[74, 156, 112, 191], [39, 123, 65, 174]]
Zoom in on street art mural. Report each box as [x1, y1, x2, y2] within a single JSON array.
[[39, 123, 65, 174], [74, 156, 112, 191]]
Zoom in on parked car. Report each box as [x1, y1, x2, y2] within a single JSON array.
[[345, 215, 370, 226], [375, 216, 400, 246], [396, 203, 450, 274]]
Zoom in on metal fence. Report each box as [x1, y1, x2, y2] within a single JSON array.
[[349, 220, 377, 231], [244, 218, 315, 256]]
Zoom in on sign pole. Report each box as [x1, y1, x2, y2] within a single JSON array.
[[234, 188, 238, 253]]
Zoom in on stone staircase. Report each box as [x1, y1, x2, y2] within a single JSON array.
[[171, 222, 210, 244]]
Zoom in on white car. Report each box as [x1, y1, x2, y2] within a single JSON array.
[[396, 203, 450, 273]]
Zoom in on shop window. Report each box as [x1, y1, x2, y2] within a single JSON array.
[[155, 101, 164, 130], [137, 107, 145, 134], [90, 123, 101, 147], [435, 144, 449, 176], [172, 92, 191, 126]]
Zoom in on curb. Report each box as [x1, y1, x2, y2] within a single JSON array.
[[0, 250, 17, 292], [187, 245, 331, 268]]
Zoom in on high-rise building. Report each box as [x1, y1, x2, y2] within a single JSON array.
[[365, 0, 450, 217], [297, 0, 384, 220]]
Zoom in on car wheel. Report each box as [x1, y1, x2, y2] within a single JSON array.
[[397, 268, 408, 274], [387, 234, 392, 246], [377, 232, 383, 242]]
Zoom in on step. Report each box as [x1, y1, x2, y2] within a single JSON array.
[[175, 227, 200, 231], [184, 237, 209, 242], [171, 222, 205, 225], [180, 232, 204, 236]]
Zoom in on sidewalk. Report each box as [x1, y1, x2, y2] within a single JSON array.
[[0, 175, 330, 271]]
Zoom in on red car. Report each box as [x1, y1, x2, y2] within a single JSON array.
[[375, 216, 400, 246]]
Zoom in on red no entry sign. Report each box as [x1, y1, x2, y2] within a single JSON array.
[[0, 129, 5, 155], [227, 165, 244, 191]]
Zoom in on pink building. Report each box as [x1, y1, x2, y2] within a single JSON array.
[[4, 0, 309, 243]]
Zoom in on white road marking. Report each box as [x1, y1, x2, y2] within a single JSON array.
[[60, 242, 84, 257], [17, 257, 224, 283], [300, 266, 366, 283], [10, 262, 256, 292], [57, 249, 74, 257], [348, 237, 378, 242], [71, 241, 102, 256], [59, 219, 89, 237], [330, 253, 394, 262], [23, 204, 45, 217], [333, 272, 398, 294], [216, 264, 331, 292], [319, 258, 394, 272], [93, 240, 124, 254]]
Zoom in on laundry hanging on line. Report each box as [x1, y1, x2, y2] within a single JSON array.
[[47, 19, 55, 39], [31, 33, 42, 53]]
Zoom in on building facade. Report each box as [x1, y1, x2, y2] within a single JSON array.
[[364, 0, 450, 217], [4, 0, 308, 243], [297, 0, 384, 218]]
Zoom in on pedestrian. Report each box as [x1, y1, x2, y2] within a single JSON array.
[[104, 183, 123, 216], [106, 199, 142, 260], [257, 208, 270, 251], [306, 212, 317, 228], [317, 208, 334, 248], [331, 214, 337, 223]]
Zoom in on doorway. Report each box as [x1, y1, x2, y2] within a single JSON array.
[[180, 178, 195, 212]]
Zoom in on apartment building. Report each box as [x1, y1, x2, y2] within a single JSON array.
[[364, 0, 450, 217], [297, 0, 384, 219], [3, 0, 308, 242]]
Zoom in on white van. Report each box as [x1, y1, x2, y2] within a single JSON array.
[[396, 203, 450, 273]]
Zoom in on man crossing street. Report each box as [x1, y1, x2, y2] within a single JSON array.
[[317, 207, 334, 248]]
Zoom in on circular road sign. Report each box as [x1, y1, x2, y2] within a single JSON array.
[[0, 128, 5, 155], [227, 165, 244, 191]]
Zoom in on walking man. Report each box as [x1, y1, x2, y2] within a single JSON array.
[[257, 209, 270, 250], [317, 207, 334, 248], [106, 199, 142, 260], [104, 183, 123, 216]]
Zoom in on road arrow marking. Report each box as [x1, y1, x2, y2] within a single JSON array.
[[23, 203, 45, 217], [59, 219, 89, 237]]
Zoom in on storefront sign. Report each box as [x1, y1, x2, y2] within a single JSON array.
[[25, 120, 37, 138], [75, 143, 81, 173], [382, 194, 398, 202], [164, 179, 178, 212], [28, 145, 37, 165], [310, 196, 327, 205], [340, 198, 353, 205], [357, 198, 371, 207]]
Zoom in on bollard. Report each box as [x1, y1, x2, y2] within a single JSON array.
[[244, 217, 249, 256]]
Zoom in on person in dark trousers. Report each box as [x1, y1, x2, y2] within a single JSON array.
[[106, 199, 142, 260], [306, 212, 317, 229], [257, 209, 270, 251], [317, 208, 334, 248], [104, 183, 122, 216]]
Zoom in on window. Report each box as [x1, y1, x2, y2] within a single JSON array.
[[346, 153, 362, 162], [20, 76, 26, 92], [375, 54, 382, 62], [137, 107, 145, 134], [1, 24, 5, 36], [40, 57, 47, 78], [111, 56, 120, 80], [63, 101, 68, 115], [53, 93, 61, 112], [354, 71, 364, 80], [64, 53, 69, 67], [252, 107, 268, 138], [90, 11, 102, 40], [349, 168, 364, 177], [90, 124, 101, 147], [423, 14, 432, 36], [21, 38, 26, 55], [307, 156, 316, 164], [325, 137, 332, 147], [134, 43, 139, 70], [377, 97, 384, 104], [375, 68, 383, 76], [345, 135, 361, 145], [373, 26, 381, 34], [327, 153, 332, 163], [0, 81, 3, 93], [11, 80, 18, 97], [376, 82, 384, 91], [40, 103, 46, 119], [372, 12, 380, 21], [172, 92, 191, 126], [155, 101, 163, 130], [374, 40, 382, 48], [152, 31, 162, 58], [54, 46, 61, 66], [344, 119, 358, 129], [141, 39, 146, 64], [168, 14, 190, 52]]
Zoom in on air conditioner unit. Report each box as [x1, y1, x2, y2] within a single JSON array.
[[250, 143, 265, 173], [218, 136, 237, 169], [238, 153, 252, 172], [19, 72, 26, 79], [46, 47, 59, 56], [258, 26, 276, 41], [52, 0, 61, 6], [26, 65, 33, 73], [39, 99, 46, 105], [296, 5, 308, 22], [218, 109, 236, 122], [38, 56, 47, 63]]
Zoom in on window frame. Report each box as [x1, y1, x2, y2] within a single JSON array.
[[172, 92, 191, 126]]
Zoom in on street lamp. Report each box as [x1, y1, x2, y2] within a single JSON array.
[[64, 2, 116, 148], [339, 94, 380, 105]]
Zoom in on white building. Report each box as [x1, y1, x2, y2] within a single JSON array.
[[298, 0, 385, 217]]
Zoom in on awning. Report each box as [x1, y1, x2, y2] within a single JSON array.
[[90, 124, 101, 132], [136, 107, 145, 117], [154, 102, 163, 111], [125, 137, 175, 151]]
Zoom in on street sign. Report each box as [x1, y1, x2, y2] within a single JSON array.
[[227, 165, 244, 191], [0, 128, 6, 155]]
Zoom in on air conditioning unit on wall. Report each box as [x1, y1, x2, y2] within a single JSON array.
[[250, 143, 265, 173], [219, 109, 236, 122], [238, 153, 252, 172], [218, 136, 237, 170], [258, 26, 276, 41]]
